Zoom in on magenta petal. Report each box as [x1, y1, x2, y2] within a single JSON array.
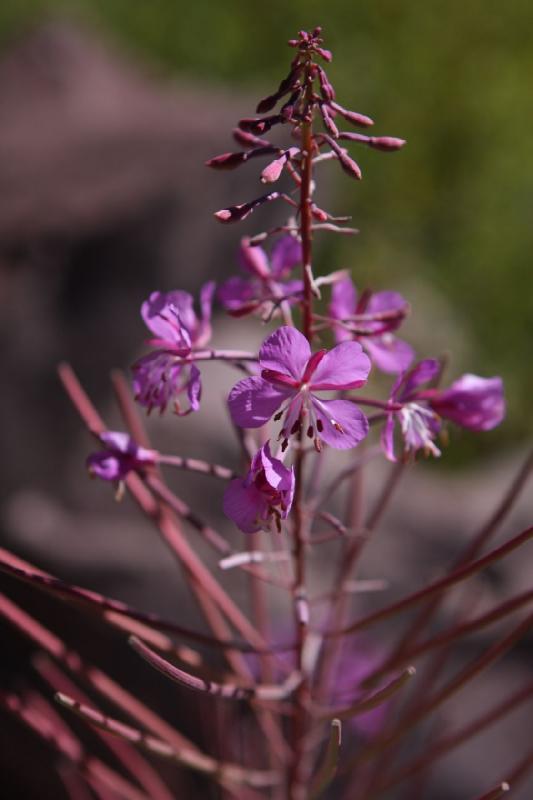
[[400, 359, 441, 400], [331, 276, 357, 319], [367, 290, 407, 315], [239, 239, 270, 277], [312, 398, 369, 450], [87, 453, 124, 481], [258, 441, 291, 490], [270, 235, 302, 277], [310, 341, 371, 390], [364, 336, 415, 374], [228, 376, 290, 428], [223, 480, 266, 533], [259, 326, 311, 381], [141, 291, 195, 346], [185, 364, 202, 414], [431, 375, 505, 431], [218, 276, 256, 311], [330, 277, 357, 343]]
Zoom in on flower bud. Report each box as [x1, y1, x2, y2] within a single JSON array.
[[331, 101, 374, 128]]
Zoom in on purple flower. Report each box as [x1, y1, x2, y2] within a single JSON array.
[[87, 432, 157, 482], [223, 441, 295, 533], [218, 235, 303, 317], [382, 361, 505, 461], [329, 276, 414, 374], [427, 374, 506, 431], [132, 283, 214, 415], [228, 326, 371, 451]]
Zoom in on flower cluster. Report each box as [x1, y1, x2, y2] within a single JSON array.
[[132, 283, 214, 415]]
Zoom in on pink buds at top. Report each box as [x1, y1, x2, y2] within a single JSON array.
[[339, 133, 406, 152], [238, 115, 282, 135], [317, 65, 335, 101], [330, 101, 374, 128], [315, 46, 333, 62]]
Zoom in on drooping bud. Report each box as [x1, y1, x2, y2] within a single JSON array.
[[323, 134, 362, 180], [330, 101, 374, 128], [315, 46, 333, 63], [338, 133, 406, 152], [317, 65, 335, 101], [320, 104, 339, 137], [232, 128, 271, 149]]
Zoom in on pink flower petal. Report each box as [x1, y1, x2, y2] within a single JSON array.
[[223, 480, 266, 533], [364, 336, 414, 374], [310, 341, 371, 390], [312, 398, 369, 450], [228, 376, 290, 428], [259, 326, 311, 381]]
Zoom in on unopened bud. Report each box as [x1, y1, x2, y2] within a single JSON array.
[[232, 128, 271, 149], [331, 101, 374, 128], [317, 65, 335, 101], [320, 104, 339, 137], [205, 151, 247, 170], [367, 136, 406, 152], [315, 46, 332, 62]]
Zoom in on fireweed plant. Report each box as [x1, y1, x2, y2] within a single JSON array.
[[1, 27, 533, 800]]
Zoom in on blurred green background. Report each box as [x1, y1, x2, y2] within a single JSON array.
[[2, 0, 532, 463]]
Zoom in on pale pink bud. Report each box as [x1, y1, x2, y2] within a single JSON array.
[[261, 156, 286, 183]]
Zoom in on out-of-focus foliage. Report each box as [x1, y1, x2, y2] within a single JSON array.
[[2, 0, 532, 462]]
